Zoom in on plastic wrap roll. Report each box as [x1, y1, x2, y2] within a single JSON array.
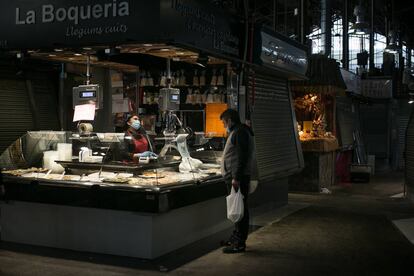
[[78, 123, 93, 133]]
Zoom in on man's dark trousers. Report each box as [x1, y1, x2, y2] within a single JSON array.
[[226, 175, 250, 245]]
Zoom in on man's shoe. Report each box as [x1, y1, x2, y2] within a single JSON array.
[[220, 233, 239, 247], [220, 240, 232, 246], [222, 244, 246, 254]]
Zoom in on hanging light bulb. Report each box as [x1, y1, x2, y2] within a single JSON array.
[[350, 5, 369, 35]]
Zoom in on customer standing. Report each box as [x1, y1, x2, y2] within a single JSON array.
[[220, 109, 255, 253]]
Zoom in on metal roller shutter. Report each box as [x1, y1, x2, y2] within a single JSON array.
[[249, 71, 303, 180], [398, 115, 409, 169], [336, 96, 355, 149], [406, 110, 414, 188], [31, 79, 60, 131], [396, 101, 412, 170], [359, 103, 390, 158], [0, 79, 34, 153]]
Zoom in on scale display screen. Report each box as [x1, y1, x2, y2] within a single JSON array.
[[159, 88, 180, 111], [79, 91, 96, 98], [73, 84, 102, 109]]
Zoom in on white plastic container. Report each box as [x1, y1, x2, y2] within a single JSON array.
[[79, 147, 92, 162], [43, 150, 64, 173], [57, 143, 72, 161], [83, 156, 103, 163]]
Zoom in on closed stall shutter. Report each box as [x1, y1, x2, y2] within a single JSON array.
[[249, 71, 302, 180], [406, 110, 414, 188], [397, 101, 412, 170], [359, 103, 390, 158], [336, 96, 355, 149], [398, 115, 409, 169], [31, 78, 60, 131], [0, 79, 34, 153]]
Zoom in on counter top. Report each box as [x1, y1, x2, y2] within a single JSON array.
[[300, 137, 339, 152]]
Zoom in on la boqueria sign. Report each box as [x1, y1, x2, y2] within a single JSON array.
[[15, 2, 130, 26], [0, 0, 240, 59]]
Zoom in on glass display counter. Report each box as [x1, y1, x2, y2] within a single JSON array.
[[0, 131, 223, 194], [0, 131, 230, 259]]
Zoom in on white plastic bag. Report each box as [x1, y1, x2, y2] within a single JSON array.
[[226, 187, 244, 223]]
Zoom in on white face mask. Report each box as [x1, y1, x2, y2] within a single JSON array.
[[131, 120, 141, 130]]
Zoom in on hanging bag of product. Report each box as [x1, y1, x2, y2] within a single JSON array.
[[226, 186, 244, 223]]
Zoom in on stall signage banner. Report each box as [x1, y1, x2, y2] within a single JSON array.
[[360, 79, 393, 99], [1, 0, 240, 60], [0, 0, 160, 49], [160, 0, 241, 59], [258, 31, 308, 76]]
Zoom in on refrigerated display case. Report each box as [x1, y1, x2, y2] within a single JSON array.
[[0, 131, 229, 259]]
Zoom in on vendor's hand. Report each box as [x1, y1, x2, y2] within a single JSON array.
[[136, 151, 158, 158], [232, 179, 240, 192], [146, 151, 158, 158]]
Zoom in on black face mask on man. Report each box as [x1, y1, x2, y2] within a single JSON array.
[[226, 119, 233, 133]]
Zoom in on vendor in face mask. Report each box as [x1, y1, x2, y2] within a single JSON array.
[[123, 114, 157, 161]]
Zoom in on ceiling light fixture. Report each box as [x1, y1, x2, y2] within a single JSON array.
[[384, 30, 400, 54], [195, 62, 206, 68], [409, 92, 414, 104], [104, 48, 121, 55], [196, 53, 209, 68], [349, 4, 369, 35]]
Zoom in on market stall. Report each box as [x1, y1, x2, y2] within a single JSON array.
[[0, 129, 227, 259], [289, 55, 345, 192], [0, 0, 241, 259], [0, 0, 309, 259]]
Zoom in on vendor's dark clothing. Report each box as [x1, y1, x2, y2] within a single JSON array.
[[120, 128, 151, 161], [221, 123, 254, 246]]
